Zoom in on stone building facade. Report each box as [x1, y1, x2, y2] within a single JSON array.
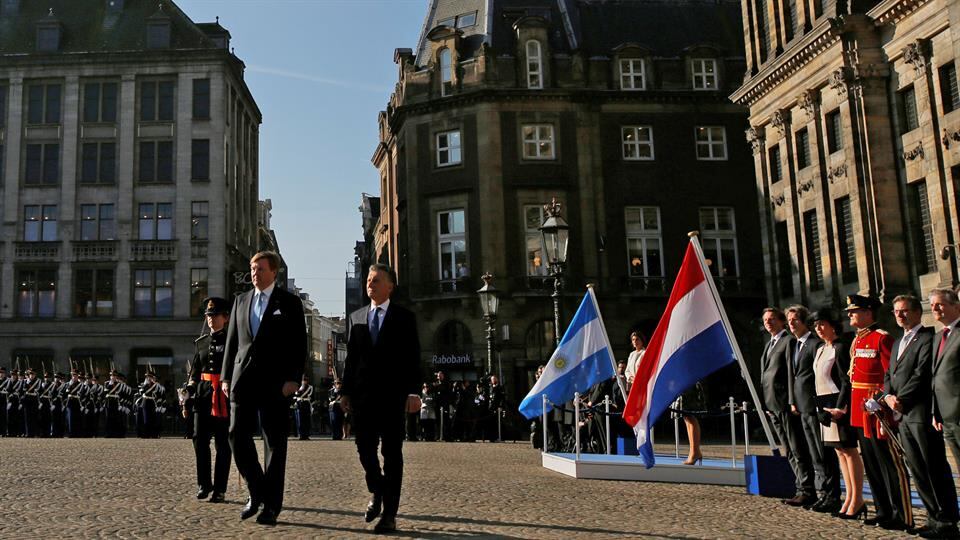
[[731, 0, 960, 316], [373, 0, 768, 401], [0, 0, 262, 387]]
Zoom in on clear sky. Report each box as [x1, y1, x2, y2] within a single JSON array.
[[176, 0, 428, 316]]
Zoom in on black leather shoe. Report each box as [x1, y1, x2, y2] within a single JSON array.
[[365, 494, 383, 523], [208, 492, 225, 503], [256, 507, 278, 526], [864, 517, 884, 526], [240, 498, 261, 520], [784, 494, 814, 507], [813, 499, 841, 514], [879, 520, 908, 531], [919, 524, 960, 539], [374, 516, 396, 534], [196, 487, 212, 500]]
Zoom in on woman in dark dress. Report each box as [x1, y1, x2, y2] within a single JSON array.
[[812, 309, 865, 519]]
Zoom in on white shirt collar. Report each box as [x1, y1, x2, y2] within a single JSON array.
[[797, 331, 811, 344], [945, 318, 960, 332], [903, 323, 923, 339], [370, 298, 390, 313], [771, 329, 787, 342], [254, 282, 276, 299]]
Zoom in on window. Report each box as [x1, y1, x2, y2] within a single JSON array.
[[620, 59, 646, 90], [795, 128, 811, 169], [74, 269, 114, 318], [192, 79, 210, 119], [907, 182, 937, 274], [190, 268, 208, 316], [36, 25, 60, 51], [524, 205, 548, 276], [80, 142, 116, 184], [899, 86, 919, 132], [439, 48, 452, 97], [134, 269, 173, 317], [834, 196, 858, 284], [695, 126, 727, 160], [784, 0, 797, 42], [27, 83, 61, 124], [769, 145, 782, 184], [436, 130, 461, 167], [191, 202, 209, 240], [24, 205, 56, 242], [79, 204, 115, 241], [803, 210, 824, 291], [940, 62, 960, 115], [691, 59, 717, 90], [139, 140, 173, 182], [138, 203, 173, 240], [622, 126, 654, 160], [522, 124, 555, 160], [146, 21, 171, 49], [775, 221, 793, 297], [191, 139, 210, 181], [0, 85, 7, 127], [757, 0, 770, 59], [17, 269, 56, 318], [82, 82, 118, 123], [140, 80, 174, 122], [441, 11, 477, 28], [826, 110, 843, 153], [438, 210, 467, 282], [24, 143, 59, 184], [700, 207, 738, 277], [625, 207, 663, 277], [526, 40, 543, 89]]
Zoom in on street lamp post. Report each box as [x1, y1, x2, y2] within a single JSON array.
[[477, 273, 500, 374], [539, 198, 569, 347]]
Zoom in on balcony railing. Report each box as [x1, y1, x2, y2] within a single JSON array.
[[129, 240, 177, 261], [72, 240, 118, 261], [15, 241, 60, 261]]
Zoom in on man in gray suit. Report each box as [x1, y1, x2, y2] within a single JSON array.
[[932, 288, 960, 474], [760, 307, 814, 506]]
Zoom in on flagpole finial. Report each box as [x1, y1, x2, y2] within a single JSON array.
[[586, 282, 596, 290], [687, 230, 700, 238]]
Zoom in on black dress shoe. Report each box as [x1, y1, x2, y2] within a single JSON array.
[[864, 517, 884, 526], [813, 499, 841, 514], [919, 524, 960, 539], [208, 492, 225, 503], [879, 520, 908, 531], [784, 494, 814, 507], [374, 516, 396, 534], [196, 487, 212, 500], [365, 494, 383, 523], [240, 498, 261, 520], [256, 507, 278, 526]]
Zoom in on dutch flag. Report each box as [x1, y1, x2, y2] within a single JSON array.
[[623, 236, 738, 468]]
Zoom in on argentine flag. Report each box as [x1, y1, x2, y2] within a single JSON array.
[[518, 287, 617, 420]]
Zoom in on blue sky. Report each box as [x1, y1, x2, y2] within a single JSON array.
[[177, 0, 428, 315]]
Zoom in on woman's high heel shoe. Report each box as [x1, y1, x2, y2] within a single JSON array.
[[838, 504, 867, 520], [682, 454, 703, 465]]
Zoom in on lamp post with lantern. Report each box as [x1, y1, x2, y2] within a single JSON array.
[[477, 272, 500, 374], [539, 197, 569, 347]]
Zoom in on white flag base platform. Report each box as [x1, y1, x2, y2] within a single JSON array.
[[542, 452, 745, 486]]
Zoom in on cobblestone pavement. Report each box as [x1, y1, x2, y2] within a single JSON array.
[[0, 438, 918, 539]]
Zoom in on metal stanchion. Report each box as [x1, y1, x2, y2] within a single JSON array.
[[439, 406, 444, 441], [674, 409, 680, 459], [541, 395, 548, 453], [742, 401, 750, 456], [497, 407, 502, 442], [574, 392, 581, 460], [728, 396, 737, 467], [604, 395, 611, 455]]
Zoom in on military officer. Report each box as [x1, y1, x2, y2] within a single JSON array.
[[37, 370, 54, 437], [103, 370, 126, 437], [846, 294, 912, 531], [6, 369, 23, 437], [63, 369, 85, 438], [21, 368, 42, 437], [188, 297, 232, 502], [137, 370, 164, 438], [294, 375, 314, 440], [0, 366, 9, 436], [49, 372, 65, 437]]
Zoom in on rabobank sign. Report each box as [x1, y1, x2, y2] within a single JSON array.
[[431, 353, 473, 365]]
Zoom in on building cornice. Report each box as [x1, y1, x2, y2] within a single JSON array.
[[868, 0, 932, 26]]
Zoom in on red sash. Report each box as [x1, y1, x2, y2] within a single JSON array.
[[201, 373, 227, 418]]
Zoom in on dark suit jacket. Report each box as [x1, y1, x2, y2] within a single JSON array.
[[885, 326, 933, 424], [221, 286, 307, 401], [342, 302, 422, 416], [761, 331, 794, 412], [933, 325, 960, 424], [789, 334, 823, 414]]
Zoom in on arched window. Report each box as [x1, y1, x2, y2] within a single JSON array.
[[439, 48, 452, 96], [436, 320, 472, 353], [526, 40, 543, 89]]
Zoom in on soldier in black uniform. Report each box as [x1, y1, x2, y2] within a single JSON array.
[[294, 375, 314, 440], [103, 370, 126, 437], [0, 366, 9, 436], [21, 368, 42, 437], [49, 372, 65, 437], [37, 370, 54, 437], [6, 369, 23, 437], [187, 297, 232, 503], [63, 369, 85, 438], [328, 380, 344, 440]]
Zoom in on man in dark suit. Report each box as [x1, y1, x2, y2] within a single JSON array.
[[759, 307, 815, 506], [930, 288, 960, 538], [341, 263, 422, 534], [786, 305, 839, 512], [887, 294, 958, 538], [221, 251, 307, 526]]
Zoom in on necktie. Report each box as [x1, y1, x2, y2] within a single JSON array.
[[939, 327, 951, 358], [794, 340, 802, 368], [251, 293, 264, 336], [370, 307, 381, 345]]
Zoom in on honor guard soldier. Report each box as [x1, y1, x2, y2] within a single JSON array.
[[64, 369, 85, 437], [84, 372, 103, 437], [49, 372, 66, 437], [21, 368, 42, 437], [846, 294, 913, 530], [0, 367, 8, 436], [188, 297, 232, 502], [104, 370, 126, 437], [137, 370, 163, 438], [37, 370, 54, 437], [294, 375, 314, 440], [6, 369, 23, 437]]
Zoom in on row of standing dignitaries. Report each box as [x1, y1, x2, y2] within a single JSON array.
[[761, 291, 960, 539]]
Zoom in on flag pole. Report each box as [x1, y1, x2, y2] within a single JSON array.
[[587, 284, 628, 404], [687, 231, 779, 455]]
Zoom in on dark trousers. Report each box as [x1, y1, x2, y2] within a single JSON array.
[[138, 401, 159, 438], [329, 406, 343, 440], [66, 400, 82, 437], [857, 428, 913, 526], [405, 412, 419, 441], [295, 402, 311, 439], [799, 412, 841, 500], [0, 397, 6, 435], [901, 421, 959, 527], [22, 397, 39, 437], [50, 404, 64, 437], [943, 422, 960, 480], [354, 409, 405, 518], [38, 399, 50, 438], [105, 401, 125, 437], [770, 411, 814, 496], [229, 398, 290, 513], [195, 409, 231, 493], [6, 400, 22, 437]]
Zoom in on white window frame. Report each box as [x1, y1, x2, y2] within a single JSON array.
[[526, 40, 543, 90], [522, 124, 555, 160], [699, 207, 740, 277], [436, 130, 462, 167], [439, 48, 452, 97], [524, 205, 549, 277], [621, 126, 655, 161], [437, 209, 467, 282], [694, 126, 727, 160], [691, 58, 718, 90], [625, 207, 664, 278], [619, 58, 646, 90]]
